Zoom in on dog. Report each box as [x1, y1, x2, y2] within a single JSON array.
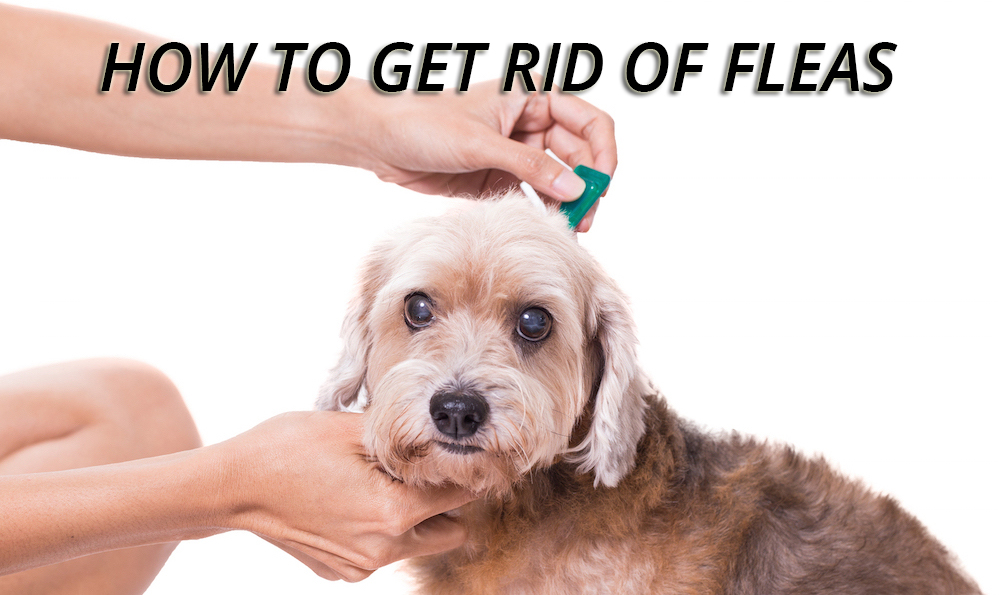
[[317, 195, 980, 594]]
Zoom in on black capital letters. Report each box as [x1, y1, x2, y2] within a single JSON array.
[[543, 43, 561, 92], [864, 42, 896, 93], [274, 43, 309, 92], [757, 42, 783, 92], [373, 42, 414, 92], [308, 42, 350, 92], [503, 43, 539, 92], [200, 43, 257, 92], [562, 43, 603, 92], [625, 42, 668, 93], [820, 43, 858, 92], [455, 43, 489, 91], [724, 43, 759, 92], [101, 42, 145, 92], [673, 43, 708, 92], [417, 43, 452, 92], [790, 43, 825, 92], [149, 42, 192, 93]]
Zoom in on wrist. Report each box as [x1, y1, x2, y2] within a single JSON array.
[[114, 447, 233, 543], [191, 439, 258, 534], [270, 75, 380, 171], [309, 77, 391, 172]]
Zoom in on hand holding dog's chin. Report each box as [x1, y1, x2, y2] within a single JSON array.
[[205, 411, 475, 582]]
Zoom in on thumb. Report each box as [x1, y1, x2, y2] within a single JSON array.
[[481, 137, 586, 202], [392, 513, 469, 560], [397, 482, 479, 525]]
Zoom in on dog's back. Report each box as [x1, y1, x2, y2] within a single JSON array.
[[672, 399, 979, 594], [414, 395, 980, 594]]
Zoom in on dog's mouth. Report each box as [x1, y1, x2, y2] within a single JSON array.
[[434, 440, 485, 455]]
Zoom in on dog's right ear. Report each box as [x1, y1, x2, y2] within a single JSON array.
[[316, 253, 386, 412]]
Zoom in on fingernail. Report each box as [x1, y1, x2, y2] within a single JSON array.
[[551, 170, 587, 201]]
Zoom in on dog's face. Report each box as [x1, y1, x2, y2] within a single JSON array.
[[318, 196, 647, 493]]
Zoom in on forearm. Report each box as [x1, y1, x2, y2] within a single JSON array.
[[0, 447, 226, 576], [0, 4, 367, 166], [1, 4, 617, 214]]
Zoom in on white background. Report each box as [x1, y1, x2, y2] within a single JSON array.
[[1, 0, 995, 593]]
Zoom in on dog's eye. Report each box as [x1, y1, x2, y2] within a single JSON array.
[[517, 307, 552, 342], [404, 293, 435, 329]]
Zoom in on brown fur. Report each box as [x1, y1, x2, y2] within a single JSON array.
[[318, 196, 980, 594], [410, 396, 979, 594]]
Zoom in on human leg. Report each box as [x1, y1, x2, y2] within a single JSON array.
[[0, 358, 201, 595]]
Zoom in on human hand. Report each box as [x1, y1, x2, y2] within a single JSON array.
[[209, 411, 475, 582], [345, 78, 616, 232], [0, 4, 615, 231]]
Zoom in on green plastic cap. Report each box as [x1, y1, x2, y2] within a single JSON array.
[[559, 165, 611, 230]]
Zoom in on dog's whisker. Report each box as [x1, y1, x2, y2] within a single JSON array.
[[508, 375, 530, 438], [492, 433, 512, 465], [512, 434, 534, 471]]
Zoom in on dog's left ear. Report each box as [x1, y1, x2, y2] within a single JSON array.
[[572, 276, 648, 488], [316, 253, 386, 412]]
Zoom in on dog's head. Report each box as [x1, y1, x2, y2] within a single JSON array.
[[317, 195, 647, 493]]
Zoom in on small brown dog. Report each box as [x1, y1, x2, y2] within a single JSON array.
[[318, 196, 980, 594]]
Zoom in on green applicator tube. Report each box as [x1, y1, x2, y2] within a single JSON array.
[[558, 165, 611, 230]]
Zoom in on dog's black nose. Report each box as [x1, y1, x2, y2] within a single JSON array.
[[429, 392, 489, 439]]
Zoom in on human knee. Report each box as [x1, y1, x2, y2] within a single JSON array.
[[77, 358, 202, 454]]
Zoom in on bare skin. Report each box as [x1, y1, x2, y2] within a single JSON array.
[[0, 4, 617, 591], [0, 360, 474, 592], [0, 4, 616, 231], [0, 359, 201, 594]]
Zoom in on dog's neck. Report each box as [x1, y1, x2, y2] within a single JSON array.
[[412, 395, 690, 593], [463, 393, 689, 540]]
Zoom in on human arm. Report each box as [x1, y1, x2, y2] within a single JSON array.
[[0, 411, 473, 582], [0, 4, 615, 230]]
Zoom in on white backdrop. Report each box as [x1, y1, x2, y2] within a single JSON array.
[[1, 0, 995, 593]]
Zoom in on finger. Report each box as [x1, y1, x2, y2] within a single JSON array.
[[395, 481, 479, 525], [475, 136, 586, 202], [544, 123, 596, 172], [259, 535, 373, 582], [547, 92, 617, 177], [575, 199, 599, 233], [510, 128, 546, 151], [389, 513, 469, 561]]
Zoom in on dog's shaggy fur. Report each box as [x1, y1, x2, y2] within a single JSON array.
[[318, 196, 980, 594]]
